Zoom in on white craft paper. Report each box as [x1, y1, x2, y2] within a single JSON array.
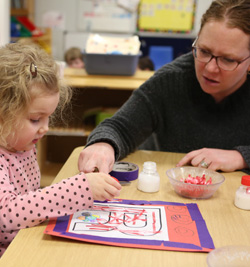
[[68, 203, 169, 241]]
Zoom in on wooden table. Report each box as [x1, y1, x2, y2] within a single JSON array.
[[1, 148, 249, 267], [63, 68, 154, 90]]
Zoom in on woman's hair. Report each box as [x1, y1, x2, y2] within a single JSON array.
[[200, 0, 250, 39], [0, 43, 72, 146]]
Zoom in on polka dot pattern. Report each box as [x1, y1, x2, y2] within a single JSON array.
[[0, 147, 93, 257]]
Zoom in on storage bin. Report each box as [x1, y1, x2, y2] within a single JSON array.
[[83, 53, 140, 76]]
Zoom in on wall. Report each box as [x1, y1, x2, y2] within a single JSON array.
[[34, 0, 213, 61], [195, 1, 213, 34], [0, 0, 10, 46]]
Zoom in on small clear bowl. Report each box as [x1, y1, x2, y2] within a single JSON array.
[[166, 167, 225, 199], [207, 245, 250, 267]]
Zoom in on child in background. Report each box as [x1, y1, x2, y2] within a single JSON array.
[[0, 43, 121, 257], [64, 47, 85, 69], [138, 56, 154, 71]]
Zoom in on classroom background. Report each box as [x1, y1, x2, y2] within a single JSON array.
[[1, 0, 213, 61], [0, 0, 212, 187]]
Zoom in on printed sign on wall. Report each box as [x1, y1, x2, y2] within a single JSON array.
[[138, 0, 196, 33]]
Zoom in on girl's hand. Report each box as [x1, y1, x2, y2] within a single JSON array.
[[85, 172, 122, 201], [177, 148, 248, 172], [78, 143, 115, 174]]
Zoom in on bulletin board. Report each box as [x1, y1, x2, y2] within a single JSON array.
[[77, 0, 137, 33], [138, 0, 196, 33]]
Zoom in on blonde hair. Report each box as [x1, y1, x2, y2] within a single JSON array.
[[0, 43, 72, 146], [200, 0, 250, 48]]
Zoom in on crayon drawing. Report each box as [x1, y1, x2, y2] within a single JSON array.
[[68, 203, 169, 241], [45, 199, 214, 252]]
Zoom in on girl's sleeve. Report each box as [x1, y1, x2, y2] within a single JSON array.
[[0, 172, 93, 232]]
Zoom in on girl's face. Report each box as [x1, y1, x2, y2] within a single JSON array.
[[69, 58, 84, 69], [6, 86, 60, 152], [194, 20, 250, 103]]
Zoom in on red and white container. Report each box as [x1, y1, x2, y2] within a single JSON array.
[[234, 175, 250, 210]]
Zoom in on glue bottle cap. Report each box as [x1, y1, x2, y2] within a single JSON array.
[[241, 175, 250, 186], [143, 161, 157, 172]]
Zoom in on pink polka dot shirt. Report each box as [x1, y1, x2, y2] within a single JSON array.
[[0, 146, 93, 257]]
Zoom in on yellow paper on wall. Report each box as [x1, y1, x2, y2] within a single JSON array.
[[138, 0, 195, 32]]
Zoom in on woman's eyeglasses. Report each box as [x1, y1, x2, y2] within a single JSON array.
[[192, 38, 250, 71]]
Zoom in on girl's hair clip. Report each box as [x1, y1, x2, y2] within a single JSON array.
[[30, 63, 37, 78]]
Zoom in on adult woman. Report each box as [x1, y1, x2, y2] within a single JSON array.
[[78, 0, 250, 174]]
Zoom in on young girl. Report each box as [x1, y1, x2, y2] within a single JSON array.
[[0, 43, 121, 257], [64, 47, 85, 69]]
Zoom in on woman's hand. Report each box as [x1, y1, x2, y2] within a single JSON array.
[[78, 143, 115, 174], [177, 148, 248, 172], [85, 172, 122, 201]]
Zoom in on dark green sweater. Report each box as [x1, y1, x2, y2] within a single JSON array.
[[86, 52, 250, 170]]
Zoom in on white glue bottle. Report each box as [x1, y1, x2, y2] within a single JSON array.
[[137, 161, 160, 193], [234, 175, 250, 210]]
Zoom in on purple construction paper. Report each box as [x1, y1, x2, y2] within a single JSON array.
[[49, 199, 214, 251], [188, 203, 215, 249]]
